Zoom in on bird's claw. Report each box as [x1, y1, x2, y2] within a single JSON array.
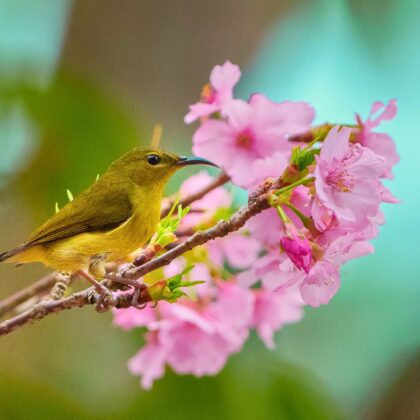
[[77, 270, 115, 312], [94, 284, 114, 312], [107, 273, 147, 308], [131, 282, 148, 308]]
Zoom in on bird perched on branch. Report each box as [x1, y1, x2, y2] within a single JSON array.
[[0, 149, 217, 295]]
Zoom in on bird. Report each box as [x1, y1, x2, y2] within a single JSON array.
[[0, 148, 217, 294]]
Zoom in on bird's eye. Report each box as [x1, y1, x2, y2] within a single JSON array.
[[147, 154, 161, 165]]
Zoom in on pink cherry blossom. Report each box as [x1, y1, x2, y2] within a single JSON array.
[[360, 99, 397, 132], [299, 227, 374, 306], [246, 207, 283, 248], [162, 283, 253, 376], [310, 197, 336, 232], [299, 261, 340, 307], [128, 332, 167, 390], [252, 287, 304, 349], [319, 228, 375, 265], [157, 304, 233, 376], [241, 224, 374, 307], [356, 99, 399, 179], [161, 321, 236, 376], [314, 126, 385, 228], [184, 61, 241, 124], [361, 209, 385, 240], [206, 282, 254, 336], [113, 305, 156, 331], [207, 231, 261, 270], [237, 250, 286, 291], [193, 94, 314, 187], [245, 151, 289, 189], [276, 229, 374, 306], [126, 282, 254, 388]]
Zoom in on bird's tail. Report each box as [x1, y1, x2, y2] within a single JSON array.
[[0, 251, 10, 263], [0, 247, 24, 263]]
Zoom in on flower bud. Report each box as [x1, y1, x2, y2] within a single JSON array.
[[147, 280, 173, 301], [280, 228, 312, 273]]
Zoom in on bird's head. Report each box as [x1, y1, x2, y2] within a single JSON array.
[[109, 148, 218, 186]]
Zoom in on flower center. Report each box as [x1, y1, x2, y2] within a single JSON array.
[[326, 168, 355, 192], [235, 130, 254, 149], [200, 83, 216, 104]]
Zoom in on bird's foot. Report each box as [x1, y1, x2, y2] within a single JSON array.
[[107, 273, 148, 308], [130, 282, 148, 308], [49, 272, 72, 300], [89, 253, 108, 279], [77, 270, 114, 312], [94, 285, 114, 313]]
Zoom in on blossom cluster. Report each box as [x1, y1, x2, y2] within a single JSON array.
[[114, 61, 399, 389]]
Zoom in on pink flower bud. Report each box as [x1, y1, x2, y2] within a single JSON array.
[[280, 232, 312, 273]]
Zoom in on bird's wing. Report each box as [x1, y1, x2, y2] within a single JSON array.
[[23, 178, 134, 248]]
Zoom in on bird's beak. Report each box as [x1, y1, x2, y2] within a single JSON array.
[[174, 156, 219, 168]]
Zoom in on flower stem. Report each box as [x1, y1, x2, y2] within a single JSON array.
[[303, 134, 322, 151], [276, 205, 291, 224], [285, 202, 319, 235], [275, 177, 315, 196], [285, 202, 307, 222]]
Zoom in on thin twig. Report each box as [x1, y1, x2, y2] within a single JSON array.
[[0, 285, 151, 336], [0, 273, 57, 318], [161, 171, 230, 217], [132, 244, 162, 267]]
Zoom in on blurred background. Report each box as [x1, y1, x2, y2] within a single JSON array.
[[0, 0, 419, 418]]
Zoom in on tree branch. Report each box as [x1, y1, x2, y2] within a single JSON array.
[[0, 173, 277, 337], [0, 273, 57, 318], [161, 171, 230, 216], [0, 284, 151, 336]]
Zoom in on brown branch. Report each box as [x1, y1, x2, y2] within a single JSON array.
[[0, 273, 58, 318], [132, 244, 162, 267], [288, 123, 359, 144], [0, 177, 280, 336], [0, 172, 281, 335], [0, 285, 152, 336], [288, 124, 333, 143]]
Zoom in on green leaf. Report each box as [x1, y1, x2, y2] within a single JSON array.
[[151, 203, 191, 247], [167, 265, 195, 290], [178, 280, 205, 288], [290, 147, 319, 171]]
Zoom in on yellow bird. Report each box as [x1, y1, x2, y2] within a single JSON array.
[[0, 149, 216, 291]]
